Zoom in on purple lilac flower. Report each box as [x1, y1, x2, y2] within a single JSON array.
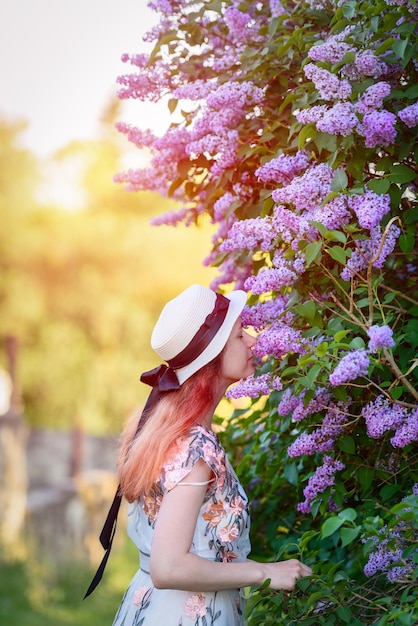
[[308, 35, 354, 64], [356, 82, 391, 115], [329, 349, 370, 385], [269, 0, 287, 17], [295, 105, 328, 125], [244, 266, 298, 294], [316, 102, 358, 136], [253, 323, 305, 359], [226, 373, 281, 399], [271, 205, 313, 246], [348, 190, 391, 230], [292, 389, 333, 422], [255, 151, 309, 185], [367, 325, 395, 351], [362, 395, 407, 439], [277, 389, 305, 417], [371, 223, 401, 269], [297, 456, 345, 514], [353, 51, 388, 79], [304, 63, 352, 100], [364, 522, 417, 581], [242, 297, 290, 331], [219, 217, 275, 252], [311, 194, 351, 230], [115, 123, 155, 148], [398, 102, 418, 128], [272, 163, 334, 211], [391, 409, 418, 448], [341, 223, 401, 280], [213, 193, 239, 221], [357, 110, 397, 148], [288, 405, 349, 457]]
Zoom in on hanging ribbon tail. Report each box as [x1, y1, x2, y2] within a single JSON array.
[[83, 537, 113, 599], [99, 488, 122, 549], [83, 488, 122, 599], [84, 363, 179, 599]]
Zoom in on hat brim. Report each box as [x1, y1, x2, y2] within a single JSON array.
[[175, 290, 247, 384]]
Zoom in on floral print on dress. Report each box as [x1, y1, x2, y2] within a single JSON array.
[[113, 425, 250, 626]]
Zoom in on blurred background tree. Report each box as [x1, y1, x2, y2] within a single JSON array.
[[0, 103, 215, 435]]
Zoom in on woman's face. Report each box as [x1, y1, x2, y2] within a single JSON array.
[[221, 317, 256, 385]]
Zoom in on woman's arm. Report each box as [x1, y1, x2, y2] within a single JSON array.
[[149, 459, 312, 592]]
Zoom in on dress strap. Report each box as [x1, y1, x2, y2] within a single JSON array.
[[177, 478, 215, 486]]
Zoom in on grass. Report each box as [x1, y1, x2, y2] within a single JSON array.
[[0, 537, 137, 626]]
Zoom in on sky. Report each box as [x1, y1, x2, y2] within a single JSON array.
[[0, 0, 168, 157]]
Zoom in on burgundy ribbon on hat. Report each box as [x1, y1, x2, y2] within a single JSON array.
[[84, 293, 229, 598]]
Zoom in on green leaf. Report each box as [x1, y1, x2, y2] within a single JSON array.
[[357, 467, 374, 490], [324, 230, 347, 244], [340, 527, 361, 548], [367, 178, 390, 194], [334, 330, 350, 342], [388, 164, 417, 184], [311, 220, 328, 236], [321, 516, 344, 538], [399, 233, 415, 254], [327, 245, 347, 264], [316, 341, 328, 357], [314, 132, 337, 154], [338, 508, 357, 522], [295, 300, 317, 323], [284, 461, 298, 485], [336, 604, 352, 623], [338, 435, 355, 454], [305, 241, 322, 266], [331, 169, 348, 192], [392, 37, 408, 60]]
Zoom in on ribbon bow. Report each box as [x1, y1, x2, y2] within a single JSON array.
[[140, 364, 181, 393]]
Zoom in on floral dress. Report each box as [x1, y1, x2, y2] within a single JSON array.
[[112, 425, 251, 626]]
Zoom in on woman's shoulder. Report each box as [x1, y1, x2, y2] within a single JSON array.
[[160, 425, 225, 492]]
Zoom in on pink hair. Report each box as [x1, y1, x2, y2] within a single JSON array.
[[117, 353, 224, 501]]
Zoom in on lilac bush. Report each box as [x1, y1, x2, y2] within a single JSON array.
[[116, 0, 418, 622]]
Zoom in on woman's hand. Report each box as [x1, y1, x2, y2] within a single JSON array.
[[257, 559, 313, 591]]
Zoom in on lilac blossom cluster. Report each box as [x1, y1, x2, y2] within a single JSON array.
[[398, 103, 418, 128], [329, 349, 370, 386], [297, 455, 345, 514], [295, 80, 398, 147], [366, 325, 395, 351], [278, 388, 332, 422], [241, 296, 290, 332], [255, 151, 309, 185], [341, 223, 401, 280], [362, 396, 418, 448], [287, 402, 351, 457], [251, 322, 306, 360], [364, 522, 417, 582], [226, 373, 282, 399], [347, 190, 391, 231]]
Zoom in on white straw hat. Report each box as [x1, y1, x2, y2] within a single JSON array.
[[151, 284, 247, 384]]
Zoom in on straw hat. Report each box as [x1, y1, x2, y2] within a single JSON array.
[[151, 284, 247, 384]]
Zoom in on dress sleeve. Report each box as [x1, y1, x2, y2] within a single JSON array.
[[160, 426, 224, 494]]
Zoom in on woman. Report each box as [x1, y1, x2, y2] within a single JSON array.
[[111, 284, 312, 625]]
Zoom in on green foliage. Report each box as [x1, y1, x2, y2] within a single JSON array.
[[131, 0, 418, 622], [0, 537, 136, 625]]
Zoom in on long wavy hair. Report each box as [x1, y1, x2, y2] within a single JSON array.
[[117, 351, 225, 501]]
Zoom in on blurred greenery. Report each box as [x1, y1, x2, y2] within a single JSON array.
[[0, 535, 137, 626], [0, 104, 216, 434]]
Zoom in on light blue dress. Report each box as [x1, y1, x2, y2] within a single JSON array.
[[112, 425, 251, 625]]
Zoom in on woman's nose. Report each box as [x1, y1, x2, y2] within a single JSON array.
[[244, 330, 256, 348]]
